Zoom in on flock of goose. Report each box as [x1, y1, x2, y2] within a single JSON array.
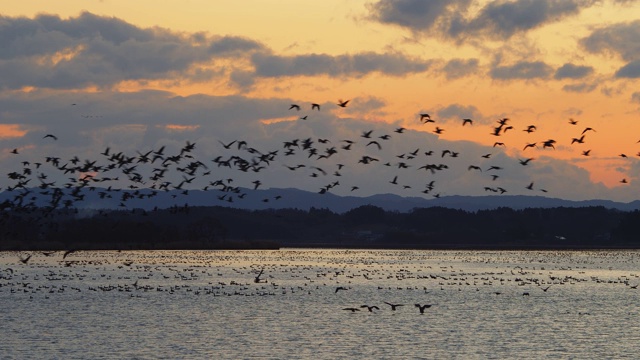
[[1, 250, 638, 316], [3, 98, 636, 224]]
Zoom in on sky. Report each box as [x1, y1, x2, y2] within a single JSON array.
[[2, 0, 640, 203]]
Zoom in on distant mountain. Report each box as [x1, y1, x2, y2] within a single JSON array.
[[2, 187, 640, 213]]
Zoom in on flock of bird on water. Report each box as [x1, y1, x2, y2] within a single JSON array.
[[1, 250, 638, 316]]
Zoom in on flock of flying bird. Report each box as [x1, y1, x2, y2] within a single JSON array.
[[3, 97, 636, 224]]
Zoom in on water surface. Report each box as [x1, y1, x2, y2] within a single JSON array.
[[1, 250, 639, 359]]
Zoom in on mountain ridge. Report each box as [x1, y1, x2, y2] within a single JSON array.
[[2, 187, 639, 213]]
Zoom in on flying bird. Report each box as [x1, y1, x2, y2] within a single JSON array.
[[519, 158, 534, 165], [337, 99, 350, 107], [419, 114, 433, 123], [383, 302, 404, 310], [415, 304, 434, 314], [43, 134, 58, 141], [18, 254, 32, 264], [360, 305, 380, 312]]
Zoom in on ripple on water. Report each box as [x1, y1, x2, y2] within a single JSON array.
[[1, 249, 639, 359]]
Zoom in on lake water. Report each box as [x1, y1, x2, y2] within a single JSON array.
[[1, 249, 639, 359]]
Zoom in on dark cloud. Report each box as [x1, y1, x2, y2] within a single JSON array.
[[0, 12, 433, 90], [562, 82, 598, 93], [489, 61, 553, 80], [0, 12, 264, 90], [368, 0, 592, 41], [442, 58, 479, 79], [250, 52, 432, 78], [580, 20, 640, 61], [451, 0, 585, 40], [554, 63, 594, 80], [366, 0, 470, 32], [615, 60, 640, 78]]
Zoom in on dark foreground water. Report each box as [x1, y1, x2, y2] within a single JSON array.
[[1, 249, 639, 359]]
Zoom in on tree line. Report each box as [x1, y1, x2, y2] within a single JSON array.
[[1, 205, 639, 250]]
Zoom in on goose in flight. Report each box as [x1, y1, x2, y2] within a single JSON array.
[[337, 99, 350, 107], [367, 141, 382, 150], [289, 104, 301, 111], [419, 113, 432, 123], [383, 302, 404, 310], [360, 305, 380, 312], [462, 118, 473, 126], [571, 135, 585, 144], [19, 254, 32, 264], [415, 304, 434, 314], [43, 134, 58, 140], [519, 158, 534, 165], [311, 103, 320, 110]]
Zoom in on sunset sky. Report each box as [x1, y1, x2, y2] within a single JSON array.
[[2, 0, 640, 202]]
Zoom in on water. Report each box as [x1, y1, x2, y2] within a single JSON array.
[[1, 249, 639, 359]]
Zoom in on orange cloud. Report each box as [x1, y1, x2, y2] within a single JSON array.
[[165, 124, 200, 131], [0, 124, 27, 139]]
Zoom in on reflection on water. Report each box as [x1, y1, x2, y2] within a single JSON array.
[[1, 249, 639, 359]]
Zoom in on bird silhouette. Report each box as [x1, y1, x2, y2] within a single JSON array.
[[419, 114, 433, 123], [43, 134, 58, 141], [360, 305, 379, 312], [415, 304, 433, 314], [337, 99, 350, 107], [383, 302, 404, 310], [19, 254, 32, 264]]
